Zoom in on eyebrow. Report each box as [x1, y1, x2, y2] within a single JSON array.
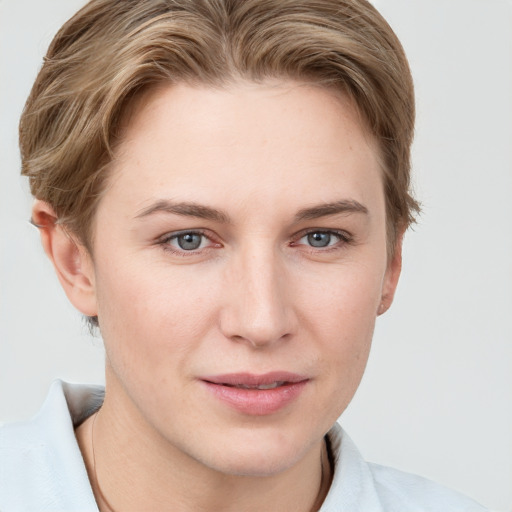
[[135, 200, 230, 223], [294, 200, 369, 221], [134, 198, 368, 224]]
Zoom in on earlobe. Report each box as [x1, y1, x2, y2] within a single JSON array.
[[32, 200, 98, 317], [378, 232, 404, 316]]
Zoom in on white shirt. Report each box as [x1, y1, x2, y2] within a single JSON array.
[[0, 380, 488, 511]]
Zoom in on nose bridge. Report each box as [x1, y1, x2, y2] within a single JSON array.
[[221, 240, 293, 347]]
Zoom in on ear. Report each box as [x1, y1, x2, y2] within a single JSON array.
[[32, 200, 98, 317], [378, 231, 404, 316]]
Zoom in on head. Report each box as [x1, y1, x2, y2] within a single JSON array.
[[21, 0, 417, 254], [22, 0, 418, 477]]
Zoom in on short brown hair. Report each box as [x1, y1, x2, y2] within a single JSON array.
[[20, 0, 419, 252]]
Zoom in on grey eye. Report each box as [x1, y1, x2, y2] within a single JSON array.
[[176, 233, 204, 250], [307, 232, 333, 247]]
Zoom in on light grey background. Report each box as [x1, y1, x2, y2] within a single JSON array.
[[1, 1, 511, 510]]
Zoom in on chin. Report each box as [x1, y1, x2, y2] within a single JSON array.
[[207, 451, 301, 478], [193, 426, 318, 477]]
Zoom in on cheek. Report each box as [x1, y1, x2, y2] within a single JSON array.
[[296, 262, 382, 399], [297, 259, 383, 336], [93, 257, 221, 375]]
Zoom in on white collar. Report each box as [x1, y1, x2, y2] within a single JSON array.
[[1, 380, 486, 512]]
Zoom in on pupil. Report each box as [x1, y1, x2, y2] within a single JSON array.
[[178, 233, 202, 250], [308, 232, 330, 247]]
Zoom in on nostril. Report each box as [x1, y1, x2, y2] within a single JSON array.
[[226, 330, 292, 349]]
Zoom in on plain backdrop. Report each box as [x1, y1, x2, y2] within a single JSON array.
[[1, 1, 511, 510]]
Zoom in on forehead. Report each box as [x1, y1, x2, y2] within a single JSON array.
[[119, 79, 372, 154], [103, 80, 383, 220]]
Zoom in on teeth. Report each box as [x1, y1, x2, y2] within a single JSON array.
[[232, 381, 285, 390], [256, 382, 283, 389]]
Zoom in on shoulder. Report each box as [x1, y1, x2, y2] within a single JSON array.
[[321, 424, 489, 512], [367, 462, 489, 512], [0, 380, 104, 512]]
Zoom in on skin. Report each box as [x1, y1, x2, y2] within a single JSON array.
[[34, 80, 402, 512]]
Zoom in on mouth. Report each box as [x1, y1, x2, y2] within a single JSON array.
[[218, 381, 287, 390], [201, 371, 308, 388], [200, 372, 309, 415]]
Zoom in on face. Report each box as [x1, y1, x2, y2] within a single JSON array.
[[85, 80, 399, 476]]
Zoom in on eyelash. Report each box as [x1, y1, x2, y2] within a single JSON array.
[[158, 229, 220, 257], [291, 229, 353, 252], [157, 228, 353, 256]]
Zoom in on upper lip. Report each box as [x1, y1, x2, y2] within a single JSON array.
[[201, 372, 309, 386]]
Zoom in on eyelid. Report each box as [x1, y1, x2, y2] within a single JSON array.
[[292, 228, 352, 243], [289, 228, 355, 256], [158, 228, 204, 243], [157, 229, 222, 255]]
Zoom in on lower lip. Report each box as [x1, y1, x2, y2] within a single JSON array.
[[201, 380, 308, 415]]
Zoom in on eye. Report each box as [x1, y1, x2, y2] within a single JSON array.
[[159, 230, 218, 254], [173, 232, 205, 251], [305, 232, 335, 248], [295, 230, 350, 249]]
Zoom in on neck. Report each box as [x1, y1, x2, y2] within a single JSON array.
[[75, 378, 332, 512]]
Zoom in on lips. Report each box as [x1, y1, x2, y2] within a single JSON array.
[[224, 381, 285, 390], [200, 372, 309, 415]]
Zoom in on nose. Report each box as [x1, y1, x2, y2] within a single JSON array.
[[219, 245, 296, 349]]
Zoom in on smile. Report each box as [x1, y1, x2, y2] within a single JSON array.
[[200, 372, 309, 415], [219, 381, 286, 390]]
